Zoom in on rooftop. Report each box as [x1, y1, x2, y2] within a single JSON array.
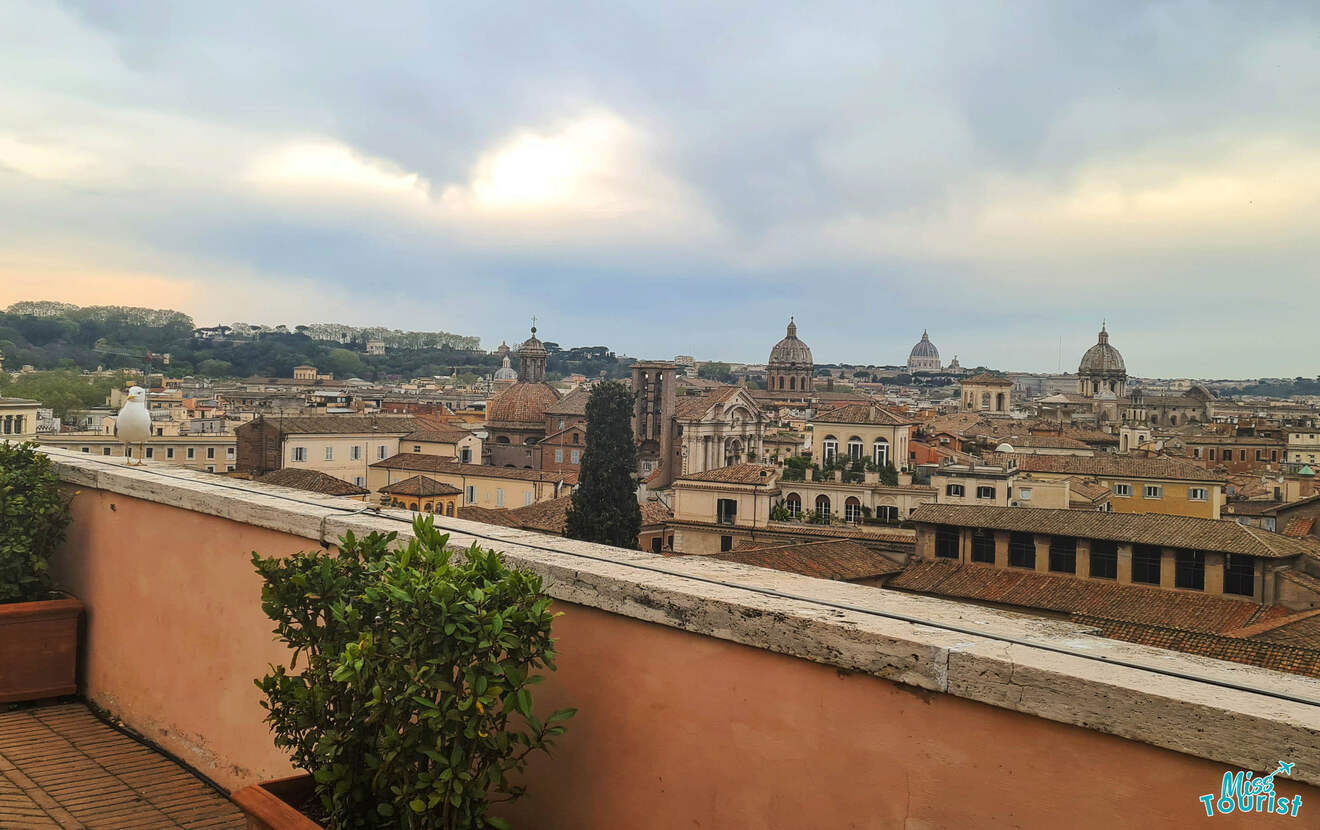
[[676, 463, 779, 484], [705, 539, 903, 581], [811, 403, 917, 426], [378, 474, 463, 497], [370, 453, 578, 484], [255, 467, 370, 497], [985, 450, 1227, 483]]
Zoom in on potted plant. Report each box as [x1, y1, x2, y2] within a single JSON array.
[[234, 515, 575, 829], [0, 441, 79, 703]]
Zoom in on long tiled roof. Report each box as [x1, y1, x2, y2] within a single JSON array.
[[402, 427, 474, 444], [379, 475, 462, 497], [255, 468, 370, 496], [908, 504, 1320, 558], [985, 451, 1226, 483], [544, 387, 591, 416], [673, 386, 740, 420], [371, 454, 577, 484], [811, 403, 916, 426], [889, 559, 1290, 633], [707, 539, 904, 581], [1074, 615, 1320, 679], [963, 373, 1013, 386], [678, 464, 779, 484], [246, 415, 422, 435]]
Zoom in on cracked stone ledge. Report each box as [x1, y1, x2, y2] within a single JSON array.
[[45, 449, 1320, 786]]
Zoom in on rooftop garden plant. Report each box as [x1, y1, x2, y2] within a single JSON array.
[[0, 441, 72, 604], [253, 515, 574, 829]]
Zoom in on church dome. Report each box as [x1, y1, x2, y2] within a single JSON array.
[[1079, 325, 1126, 376], [494, 355, 517, 380], [909, 331, 939, 360], [518, 329, 548, 359], [486, 381, 560, 426], [768, 318, 813, 367]]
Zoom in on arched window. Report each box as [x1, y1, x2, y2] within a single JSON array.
[[822, 436, 838, 460], [966, 394, 974, 408], [980, 391, 991, 409], [778, 376, 784, 390], [995, 392, 1005, 411], [847, 437, 863, 460], [445, 502, 454, 517], [844, 497, 862, 523], [423, 502, 433, 512], [409, 502, 419, 511], [789, 376, 796, 391], [1170, 415, 1178, 426], [873, 438, 890, 468], [815, 494, 831, 521], [496, 436, 510, 444], [785, 493, 801, 517]]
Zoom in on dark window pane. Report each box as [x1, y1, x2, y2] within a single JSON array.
[[1224, 554, 1255, 596], [1132, 545, 1162, 585], [1090, 540, 1118, 579], [1048, 536, 1076, 574], [1009, 532, 1035, 569], [935, 525, 960, 559], [971, 531, 996, 564], [1175, 550, 1205, 590]]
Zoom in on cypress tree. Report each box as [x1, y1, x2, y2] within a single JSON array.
[[565, 381, 642, 548]]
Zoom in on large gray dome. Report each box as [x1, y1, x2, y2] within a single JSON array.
[[1079, 325, 1125, 376], [909, 331, 939, 360], [769, 318, 813, 368]]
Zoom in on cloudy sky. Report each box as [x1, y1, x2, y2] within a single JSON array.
[[2, 1, 1318, 377]]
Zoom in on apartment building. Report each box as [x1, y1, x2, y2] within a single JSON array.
[[38, 433, 238, 472], [234, 415, 427, 487]]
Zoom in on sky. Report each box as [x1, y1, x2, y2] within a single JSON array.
[[2, 1, 1319, 378]]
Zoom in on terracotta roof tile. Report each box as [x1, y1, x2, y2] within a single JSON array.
[[544, 387, 592, 416], [985, 451, 1226, 483], [379, 475, 463, 497], [890, 559, 1285, 633], [486, 382, 561, 426], [242, 415, 422, 435], [402, 427, 475, 444], [1073, 615, 1320, 679], [812, 403, 917, 426], [371, 454, 577, 484], [909, 503, 1320, 559], [1283, 517, 1316, 537], [255, 468, 370, 496], [678, 464, 779, 484], [705, 539, 903, 581]]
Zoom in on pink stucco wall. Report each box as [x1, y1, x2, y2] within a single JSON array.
[[54, 488, 1318, 828]]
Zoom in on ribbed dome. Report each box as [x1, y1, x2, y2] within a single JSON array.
[[909, 330, 939, 360], [494, 355, 517, 380], [768, 318, 813, 367], [486, 381, 560, 425], [1079, 325, 1126, 376]]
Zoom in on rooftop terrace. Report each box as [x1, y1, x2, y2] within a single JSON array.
[[25, 448, 1320, 827]]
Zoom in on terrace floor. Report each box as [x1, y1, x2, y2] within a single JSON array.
[[0, 703, 245, 830]]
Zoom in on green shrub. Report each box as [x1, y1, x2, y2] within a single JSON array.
[[253, 515, 574, 829], [0, 441, 71, 604]]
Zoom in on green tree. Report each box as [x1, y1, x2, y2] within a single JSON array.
[[565, 381, 641, 548], [697, 362, 731, 382], [323, 348, 366, 378], [197, 359, 236, 378]]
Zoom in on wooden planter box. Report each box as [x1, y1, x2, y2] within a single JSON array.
[[232, 775, 323, 830], [0, 597, 82, 703]]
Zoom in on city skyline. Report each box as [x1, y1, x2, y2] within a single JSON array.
[[4, 2, 1320, 376]]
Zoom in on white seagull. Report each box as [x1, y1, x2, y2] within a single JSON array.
[[116, 386, 153, 465]]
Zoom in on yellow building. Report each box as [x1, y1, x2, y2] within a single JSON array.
[[399, 426, 483, 464], [379, 475, 462, 516], [369, 454, 575, 509], [988, 452, 1224, 519], [959, 373, 1014, 415], [810, 403, 914, 470], [38, 433, 238, 472], [1286, 429, 1320, 465], [0, 397, 40, 442]]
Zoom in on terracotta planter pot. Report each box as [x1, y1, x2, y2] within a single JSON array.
[[0, 597, 82, 703], [231, 775, 323, 830]]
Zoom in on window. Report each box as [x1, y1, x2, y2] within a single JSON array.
[[1208, 449, 1216, 461], [1225, 554, 1255, 596], [651, 537, 662, 553], [1255, 449, 1262, 461], [351, 445, 362, 461], [354, 476, 366, 487], [1188, 487, 1208, 501], [164, 447, 174, 459], [976, 485, 995, 500], [1048, 537, 1076, 574], [102, 447, 111, 456], [81, 447, 89, 453], [572, 433, 580, 444], [460, 448, 472, 463], [1018, 487, 1032, 501], [844, 497, 862, 523], [847, 437, 863, 460], [227, 447, 235, 458], [495, 488, 504, 507], [227, 465, 235, 472], [1132, 545, 1162, 585], [205, 465, 214, 472], [465, 485, 475, 503], [570, 450, 580, 464], [822, 436, 838, 460], [412, 445, 421, 453], [1090, 540, 1118, 579], [1008, 532, 1035, 568], [208, 447, 217, 459], [1173, 550, 1206, 590], [1271, 450, 1278, 462], [945, 483, 965, 498], [1143, 485, 1163, 499], [555, 449, 564, 463], [559, 419, 566, 430], [971, 530, 996, 564], [187, 447, 197, 460], [524, 492, 533, 506], [1113, 484, 1132, 497], [378, 445, 387, 460], [720, 535, 733, 552], [1193, 447, 1202, 459], [291, 447, 305, 462], [717, 498, 738, 525], [873, 438, 889, 468], [145, 448, 154, 459], [934, 525, 960, 559], [785, 493, 802, 517], [875, 505, 898, 522], [814, 494, 831, 522]]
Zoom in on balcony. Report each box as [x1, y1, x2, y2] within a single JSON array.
[[19, 447, 1320, 828]]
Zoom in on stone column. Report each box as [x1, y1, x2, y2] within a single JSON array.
[[994, 531, 1009, 568], [1034, 534, 1050, 573], [1204, 552, 1225, 595], [1117, 543, 1133, 585], [1076, 539, 1091, 579], [1160, 548, 1177, 588]]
